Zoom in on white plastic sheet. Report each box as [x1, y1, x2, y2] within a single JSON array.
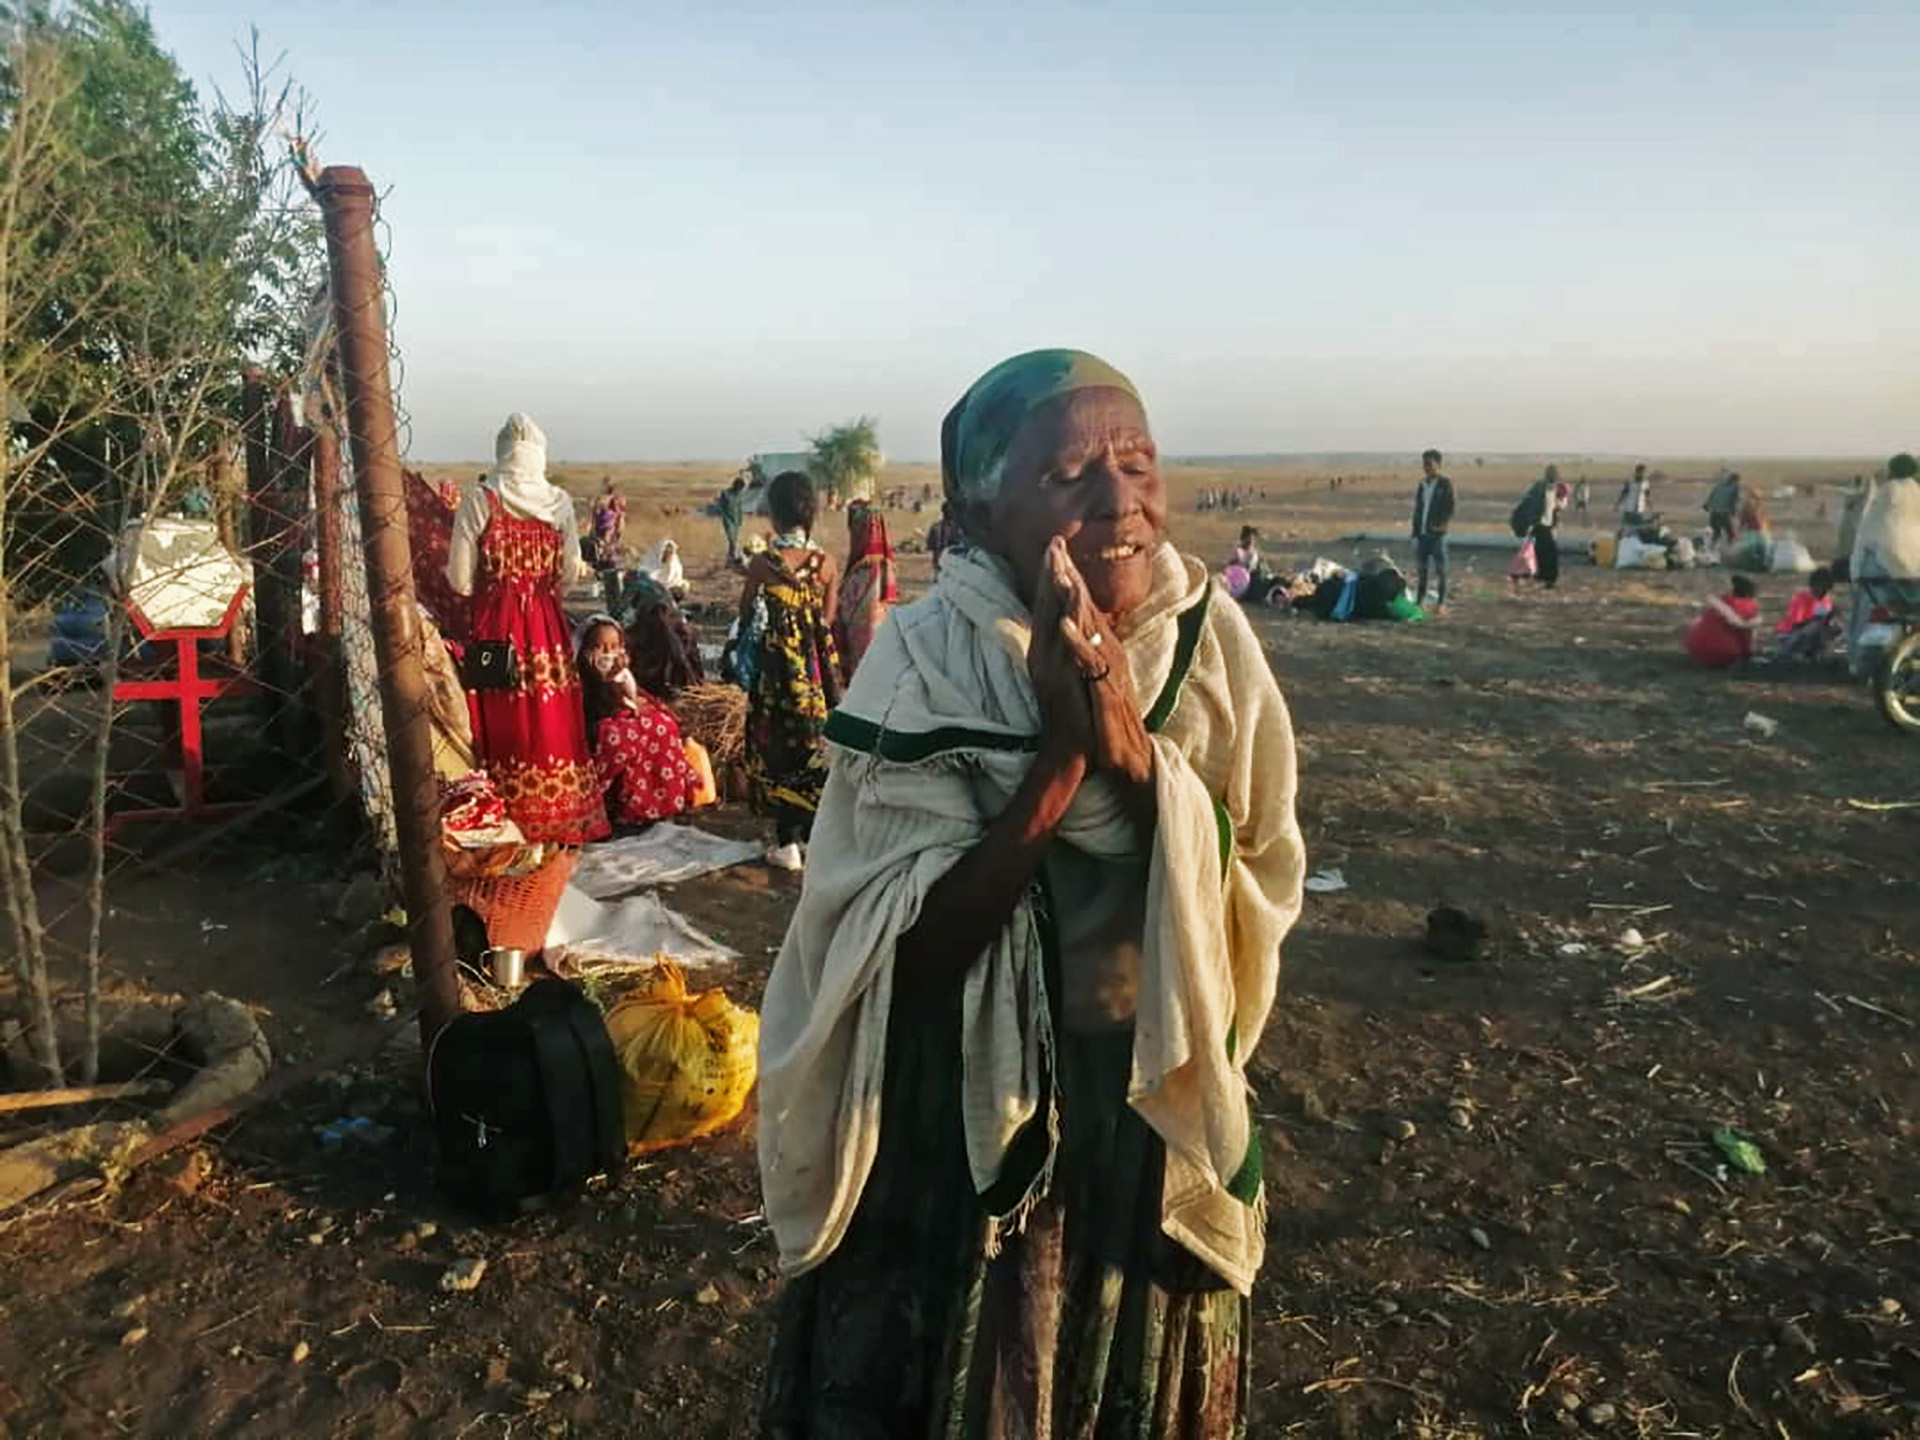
[[571, 824, 762, 899], [115, 518, 251, 632]]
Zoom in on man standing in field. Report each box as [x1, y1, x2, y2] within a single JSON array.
[[1616, 463, 1654, 526], [717, 475, 747, 568], [1411, 448, 1456, 613]]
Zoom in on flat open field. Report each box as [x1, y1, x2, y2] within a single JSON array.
[[0, 459, 1914, 1438]]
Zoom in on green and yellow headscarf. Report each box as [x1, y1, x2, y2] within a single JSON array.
[[939, 349, 1143, 511]]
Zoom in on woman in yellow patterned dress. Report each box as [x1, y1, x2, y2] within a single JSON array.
[[737, 471, 841, 871]]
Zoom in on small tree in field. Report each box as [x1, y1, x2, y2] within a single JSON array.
[[809, 416, 880, 504]]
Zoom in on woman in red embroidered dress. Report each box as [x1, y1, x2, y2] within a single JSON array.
[[446, 413, 609, 844]]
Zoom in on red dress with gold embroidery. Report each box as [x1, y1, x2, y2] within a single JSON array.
[[468, 490, 609, 844]]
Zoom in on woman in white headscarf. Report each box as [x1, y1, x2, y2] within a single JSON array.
[[446, 413, 608, 844], [640, 538, 687, 600]]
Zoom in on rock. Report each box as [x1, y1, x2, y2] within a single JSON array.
[[1880, 1297, 1904, 1317], [120, 1325, 148, 1348], [335, 873, 387, 929], [1552, 1387, 1583, 1413], [1447, 1105, 1475, 1133], [1467, 1226, 1492, 1251], [109, 1296, 145, 1322], [1779, 1320, 1816, 1355], [1376, 1298, 1400, 1316], [368, 943, 413, 976], [291, 1340, 311, 1364], [1584, 1401, 1618, 1426], [1619, 927, 1646, 950], [694, 1282, 721, 1306], [306, 1231, 329, 1247], [365, 990, 398, 1021], [1389, 1118, 1418, 1142], [441, 1258, 488, 1293], [566, 1371, 589, 1391], [158, 1148, 215, 1198], [414, 1221, 438, 1242]]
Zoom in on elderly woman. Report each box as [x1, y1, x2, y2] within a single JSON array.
[[758, 350, 1307, 1437]]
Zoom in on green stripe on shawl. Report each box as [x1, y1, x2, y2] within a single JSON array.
[[940, 349, 1142, 508]]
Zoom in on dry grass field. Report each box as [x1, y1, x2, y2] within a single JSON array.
[[0, 457, 1914, 1437]]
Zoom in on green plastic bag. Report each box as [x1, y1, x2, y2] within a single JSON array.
[[1712, 1126, 1766, 1175]]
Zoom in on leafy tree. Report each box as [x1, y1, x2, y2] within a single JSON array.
[[809, 416, 881, 503]]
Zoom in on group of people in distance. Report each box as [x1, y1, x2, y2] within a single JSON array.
[[1686, 451, 1920, 673]]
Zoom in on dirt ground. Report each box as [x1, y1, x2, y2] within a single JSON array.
[[1, 458, 1915, 1438]]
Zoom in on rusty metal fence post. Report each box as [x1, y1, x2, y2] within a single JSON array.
[[315, 166, 460, 1048]]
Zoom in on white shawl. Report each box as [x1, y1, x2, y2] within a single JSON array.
[[444, 413, 583, 595], [756, 542, 1305, 1296]]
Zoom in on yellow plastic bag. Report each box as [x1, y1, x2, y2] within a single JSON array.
[[682, 737, 719, 809], [604, 962, 759, 1154]]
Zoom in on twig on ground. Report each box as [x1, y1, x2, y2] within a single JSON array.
[[1843, 994, 1914, 1029]]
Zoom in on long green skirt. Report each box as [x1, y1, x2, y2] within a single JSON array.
[[761, 997, 1252, 1439]]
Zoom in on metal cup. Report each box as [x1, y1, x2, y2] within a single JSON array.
[[484, 947, 526, 988]]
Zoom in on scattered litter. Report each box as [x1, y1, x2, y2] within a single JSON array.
[[1743, 711, 1779, 740], [571, 825, 763, 898], [1585, 1401, 1618, 1427], [1558, 942, 1590, 958], [119, 1326, 148, 1348], [1304, 869, 1348, 894], [440, 1258, 488, 1293], [1466, 1225, 1491, 1251], [1845, 797, 1920, 813], [1711, 1127, 1767, 1176], [694, 1283, 721, 1306], [291, 1339, 311, 1364], [1619, 927, 1647, 950], [316, 1115, 395, 1149], [1612, 974, 1678, 1004]]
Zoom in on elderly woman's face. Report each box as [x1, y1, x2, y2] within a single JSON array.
[[984, 388, 1167, 619]]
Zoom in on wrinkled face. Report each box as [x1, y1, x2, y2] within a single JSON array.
[[585, 624, 626, 677], [980, 388, 1167, 620]]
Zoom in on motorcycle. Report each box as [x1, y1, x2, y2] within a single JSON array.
[[1856, 577, 1920, 735]]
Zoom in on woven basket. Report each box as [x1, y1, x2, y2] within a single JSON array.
[[448, 847, 576, 954]]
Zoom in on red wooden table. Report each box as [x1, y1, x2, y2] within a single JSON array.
[[106, 586, 259, 839]]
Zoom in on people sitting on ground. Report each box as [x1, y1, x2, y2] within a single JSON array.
[[576, 615, 700, 829], [616, 571, 705, 700], [1772, 566, 1838, 662], [1220, 525, 1283, 606], [1684, 574, 1764, 669], [640, 538, 687, 601], [1292, 555, 1424, 622]]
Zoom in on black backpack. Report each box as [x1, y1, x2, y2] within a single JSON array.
[[1510, 484, 1546, 537], [427, 979, 625, 1217]]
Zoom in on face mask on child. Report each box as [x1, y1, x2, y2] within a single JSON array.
[[590, 650, 624, 677]]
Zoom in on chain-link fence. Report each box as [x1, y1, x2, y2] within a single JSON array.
[[0, 117, 474, 1211]]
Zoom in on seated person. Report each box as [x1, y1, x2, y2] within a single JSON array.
[[1773, 566, 1837, 661], [1684, 575, 1763, 669], [576, 617, 699, 828]]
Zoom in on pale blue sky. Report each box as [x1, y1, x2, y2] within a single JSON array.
[[154, 1, 1918, 460]]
